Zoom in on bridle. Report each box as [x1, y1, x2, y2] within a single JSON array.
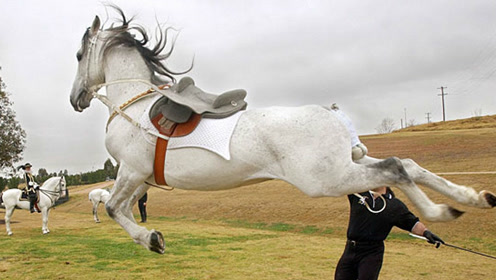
[[84, 30, 100, 90], [82, 30, 175, 141], [81, 31, 176, 192], [39, 177, 66, 207]]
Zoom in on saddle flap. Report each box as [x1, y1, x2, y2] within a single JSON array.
[[160, 99, 193, 123]]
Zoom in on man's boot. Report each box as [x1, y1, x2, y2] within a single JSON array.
[[29, 193, 36, 213], [29, 199, 35, 213]]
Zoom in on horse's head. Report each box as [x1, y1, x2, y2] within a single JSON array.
[[70, 16, 105, 112], [41, 176, 67, 194], [70, 6, 189, 112], [58, 176, 67, 193]]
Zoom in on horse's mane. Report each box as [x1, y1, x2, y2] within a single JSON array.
[[97, 5, 191, 83], [41, 176, 65, 189]]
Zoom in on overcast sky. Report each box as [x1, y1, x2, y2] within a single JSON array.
[[1, 0, 496, 174]]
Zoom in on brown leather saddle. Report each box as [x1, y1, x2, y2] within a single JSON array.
[[149, 77, 247, 186]]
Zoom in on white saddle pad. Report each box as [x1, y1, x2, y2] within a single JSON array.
[[139, 96, 244, 160]]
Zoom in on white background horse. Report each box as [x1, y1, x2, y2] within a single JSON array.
[[88, 188, 110, 223], [1, 176, 66, 235], [69, 7, 495, 254]]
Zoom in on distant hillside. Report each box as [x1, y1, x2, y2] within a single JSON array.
[[396, 114, 496, 132]]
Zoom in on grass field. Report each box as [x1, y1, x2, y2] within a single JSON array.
[[1, 121, 496, 279]]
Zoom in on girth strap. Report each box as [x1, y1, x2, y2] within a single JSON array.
[[152, 113, 202, 185]]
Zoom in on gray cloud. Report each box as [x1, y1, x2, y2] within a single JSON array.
[[1, 0, 496, 173]]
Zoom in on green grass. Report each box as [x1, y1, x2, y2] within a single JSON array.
[[1, 213, 495, 279], [221, 218, 337, 236], [387, 232, 414, 241]]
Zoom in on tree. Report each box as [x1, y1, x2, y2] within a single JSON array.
[[0, 70, 26, 169], [36, 168, 50, 184], [0, 176, 7, 190], [104, 158, 116, 179], [375, 117, 396, 134], [38, 168, 48, 177], [7, 176, 20, 189]]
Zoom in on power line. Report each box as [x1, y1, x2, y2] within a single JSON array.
[[438, 86, 448, 121]]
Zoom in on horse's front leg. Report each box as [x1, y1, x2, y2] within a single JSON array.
[[120, 184, 150, 223], [106, 164, 164, 253], [41, 208, 50, 234], [92, 201, 100, 223], [357, 156, 496, 208], [5, 206, 15, 236]]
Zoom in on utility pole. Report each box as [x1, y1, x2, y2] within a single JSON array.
[[425, 112, 431, 123], [404, 108, 407, 127], [438, 86, 448, 121]]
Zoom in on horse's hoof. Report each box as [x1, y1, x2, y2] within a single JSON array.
[[149, 230, 165, 254], [483, 191, 496, 208], [7, 232, 12, 236], [448, 206, 465, 219], [95, 220, 101, 223]]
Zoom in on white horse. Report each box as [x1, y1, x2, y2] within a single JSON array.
[[88, 188, 110, 223], [1, 176, 67, 235], [69, 8, 495, 254]]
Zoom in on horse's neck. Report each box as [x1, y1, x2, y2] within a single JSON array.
[[104, 48, 154, 108], [40, 177, 61, 191], [41, 178, 57, 191]]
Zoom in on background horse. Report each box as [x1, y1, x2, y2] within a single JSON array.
[[1, 176, 66, 235], [88, 188, 110, 223], [69, 7, 495, 254]]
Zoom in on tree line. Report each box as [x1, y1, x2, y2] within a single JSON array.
[[0, 159, 118, 190], [1, 68, 119, 190]]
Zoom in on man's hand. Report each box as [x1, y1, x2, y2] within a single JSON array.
[[423, 230, 444, 248]]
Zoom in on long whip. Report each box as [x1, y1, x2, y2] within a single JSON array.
[[409, 233, 496, 260]]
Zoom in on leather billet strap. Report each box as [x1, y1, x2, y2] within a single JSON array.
[[152, 113, 202, 186]]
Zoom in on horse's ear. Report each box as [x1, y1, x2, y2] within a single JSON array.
[[90, 16, 101, 35]]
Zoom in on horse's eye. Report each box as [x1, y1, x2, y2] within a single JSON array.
[[76, 52, 83, 61]]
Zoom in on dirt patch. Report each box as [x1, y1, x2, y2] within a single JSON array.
[[2, 127, 496, 279], [69, 181, 114, 195]]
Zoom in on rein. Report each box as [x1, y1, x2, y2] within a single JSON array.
[[90, 79, 173, 141], [85, 31, 170, 139], [106, 84, 170, 128], [39, 178, 65, 207], [90, 79, 178, 190]]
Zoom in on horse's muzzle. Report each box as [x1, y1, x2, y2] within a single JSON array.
[[70, 88, 91, 112]]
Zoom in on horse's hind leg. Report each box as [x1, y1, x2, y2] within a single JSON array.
[[288, 156, 463, 222], [357, 156, 496, 208], [359, 158, 464, 221], [105, 164, 164, 253], [5, 206, 15, 236]]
